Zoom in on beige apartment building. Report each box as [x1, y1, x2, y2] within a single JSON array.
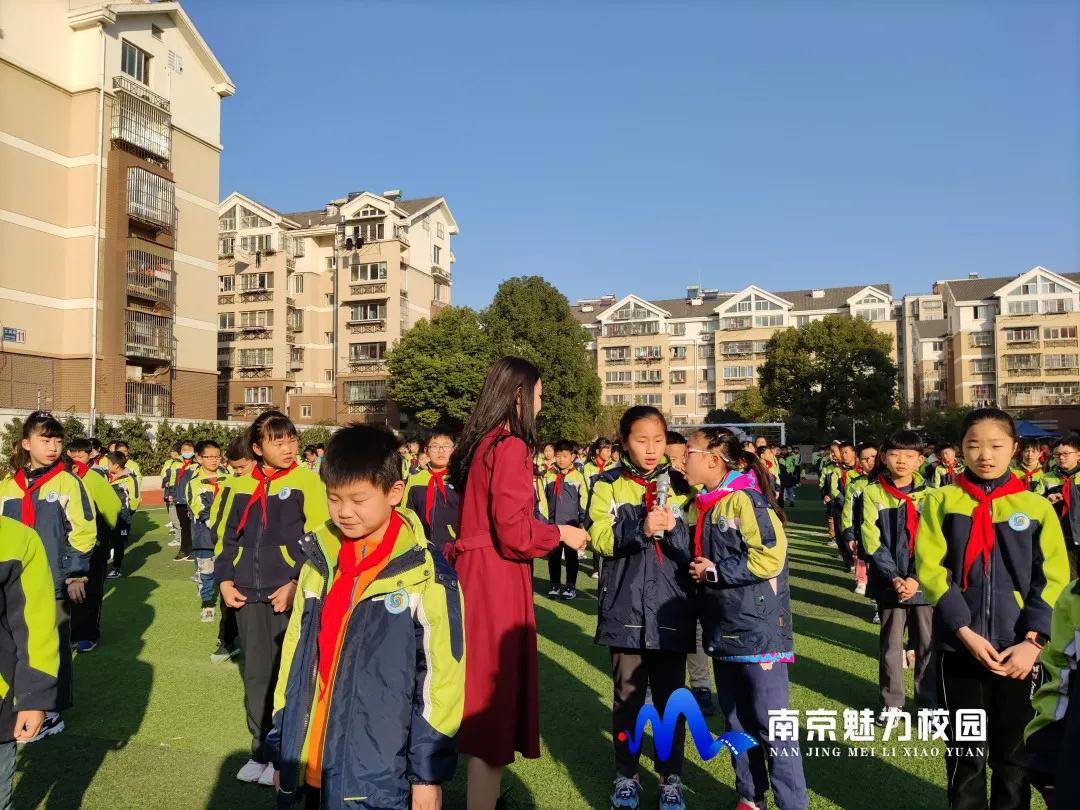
[[216, 190, 458, 426], [0, 0, 232, 419], [576, 282, 898, 426]]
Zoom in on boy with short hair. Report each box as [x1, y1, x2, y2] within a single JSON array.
[[208, 435, 250, 664], [840, 443, 878, 597], [170, 440, 197, 562], [160, 445, 182, 547], [1045, 433, 1080, 579], [112, 441, 141, 483], [1012, 438, 1048, 493], [543, 440, 588, 599], [103, 452, 139, 580], [186, 440, 226, 622], [930, 444, 962, 487], [402, 429, 460, 561], [827, 441, 857, 566], [268, 425, 464, 808], [665, 431, 688, 474]]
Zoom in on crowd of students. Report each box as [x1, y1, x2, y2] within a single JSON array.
[[4, 394, 1080, 809]]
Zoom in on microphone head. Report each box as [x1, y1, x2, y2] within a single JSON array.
[[656, 471, 671, 495]]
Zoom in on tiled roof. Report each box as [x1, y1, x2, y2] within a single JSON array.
[[913, 319, 949, 340], [649, 296, 732, 319], [943, 272, 1080, 302], [770, 283, 893, 311], [280, 196, 443, 229], [396, 196, 442, 215]]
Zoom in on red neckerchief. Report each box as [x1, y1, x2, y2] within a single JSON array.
[[236, 463, 296, 532], [622, 470, 663, 562], [317, 510, 403, 685], [107, 470, 127, 485], [13, 463, 66, 526], [839, 466, 850, 490], [878, 477, 920, 555], [1061, 468, 1078, 517], [595, 458, 606, 474], [204, 474, 222, 498], [1022, 466, 1042, 489], [71, 461, 89, 478], [955, 474, 1026, 590], [553, 466, 573, 499], [943, 462, 958, 485], [693, 487, 735, 558], [425, 468, 448, 522]]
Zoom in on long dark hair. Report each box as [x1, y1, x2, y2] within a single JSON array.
[[10, 411, 64, 471], [692, 426, 786, 524], [450, 357, 541, 494]]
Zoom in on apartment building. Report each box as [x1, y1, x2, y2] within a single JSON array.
[[0, 0, 233, 419], [216, 190, 458, 425], [575, 282, 898, 426], [898, 291, 945, 410], [910, 319, 948, 417]]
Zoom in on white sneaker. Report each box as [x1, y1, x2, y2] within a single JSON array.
[[236, 759, 265, 783], [854, 580, 867, 596], [168, 538, 181, 547], [257, 763, 277, 787], [200, 607, 216, 623]]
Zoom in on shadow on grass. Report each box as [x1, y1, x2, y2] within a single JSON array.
[[790, 584, 868, 618], [205, 749, 273, 809], [794, 614, 878, 658]]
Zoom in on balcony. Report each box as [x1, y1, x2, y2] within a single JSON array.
[[237, 325, 272, 340], [1046, 367, 1080, 377], [345, 402, 389, 419], [126, 243, 174, 305], [635, 378, 663, 387], [432, 265, 450, 283], [1006, 367, 1042, 378], [125, 309, 172, 363], [605, 357, 631, 365], [127, 167, 175, 232], [290, 357, 303, 371], [238, 288, 273, 302], [347, 359, 389, 374], [722, 319, 751, 331], [218, 294, 235, 305], [346, 319, 386, 334], [606, 381, 632, 388], [1046, 338, 1079, 348], [218, 331, 236, 343], [111, 80, 171, 165], [348, 282, 388, 297], [125, 380, 169, 417], [233, 402, 275, 418]]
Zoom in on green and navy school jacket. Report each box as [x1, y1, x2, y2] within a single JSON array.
[[839, 471, 870, 546], [186, 470, 228, 553], [1043, 467, 1080, 548], [213, 464, 329, 602], [818, 461, 837, 499], [684, 482, 793, 662], [106, 470, 138, 524], [586, 463, 696, 653], [68, 463, 120, 539], [860, 477, 931, 607], [0, 463, 96, 598], [542, 466, 588, 528], [1012, 464, 1048, 494], [583, 459, 616, 490], [826, 464, 855, 513], [402, 469, 460, 559], [930, 462, 964, 488], [171, 458, 197, 506], [1025, 579, 1080, 804], [267, 511, 465, 808], [914, 472, 1070, 652], [159, 458, 179, 495], [0, 518, 59, 738]]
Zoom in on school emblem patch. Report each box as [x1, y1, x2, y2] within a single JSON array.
[[716, 515, 729, 532], [46, 492, 59, 503], [1008, 512, 1031, 532], [385, 588, 409, 614], [277, 487, 292, 500]]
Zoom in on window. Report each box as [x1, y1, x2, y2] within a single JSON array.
[[673, 394, 687, 407], [722, 317, 751, 330], [670, 370, 687, 384], [633, 346, 662, 360], [795, 315, 811, 327], [668, 323, 686, 336], [1005, 328, 1039, 344], [636, 370, 662, 384], [603, 321, 660, 337], [349, 342, 387, 362], [290, 347, 304, 365], [355, 222, 384, 243], [121, 40, 151, 84], [1045, 354, 1079, 370], [1004, 354, 1041, 370], [237, 348, 273, 367], [437, 222, 445, 238], [698, 393, 716, 408], [219, 237, 235, 256], [605, 394, 630, 405], [240, 272, 273, 291], [240, 310, 273, 328], [755, 315, 784, 328], [433, 245, 442, 266], [970, 331, 993, 347], [971, 384, 996, 401], [300, 405, 312, 418], [971, 359, 994, 374], [151, 24, 163, 40], [325, 293, 335, 306], [699, 368, 713, 382], [324, 332, 333, 344], [754, 298, 781, 311], [972, 305, 995, 319], [244, 386, 272, 405], [326, 256, 337, 270], [605, 347, 631, 361], [722, 341, 751, 356], [1045, 299, 1074, 314], [855, 308, 887, 322], [350, 262, 388, 282], [218, 312, 235, 329], [670, 346, 687, 360], [359, 206, 382, 218], [605, 371, 632, 384], [288, 309, 303, 331], [1008, 300, 1040, 315], [345, 380, 387, 403], [634, 394, 663, 406], [325, 369, 333, 381], [349, 303, 386, 323], [698, 345, 714, 359], [723, 366, 754, 379], [218, 275, 235, 293], [240, 234, 273, 252], [1045, 326, 1078, 340], [931, 341, 945, 351], [434, 283, 446, 302], [290, 274, 304, 294]]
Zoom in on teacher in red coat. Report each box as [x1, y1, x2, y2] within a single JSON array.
[[449, 357, 589, 810]]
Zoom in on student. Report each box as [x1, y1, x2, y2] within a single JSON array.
[[103, 452, 139, 579], [65, 439, 121, 654], [301, 445, 319, 471], [665, 431, 688, 474], [1045, 433, 1080, 579], [542, 440, 588, 599], [214, 411, 329, 786], [757, 444, 782, 504], [681, 427, 808, 810], [819, 441, 842, 542], [930, 444, 963, 487], [0, 516, 60, 774], [209, 435, 250, 665], [539, 442, 555, 475], [1011, 438, 1047, 493], [584, 438, 615, 488], [778, 446, 800, 508], [88, 438, 104, 469], [160, 444, 182, 548], [0, 412, 95, 740], [267, 425, 465, 809], [840, 443, 878, 596], [170, 440, 197, 563], [826, 442, 857, 566], [112, 441, 141, 485], [588, 406, 694, 810], [402, 429, 460, 561], [186, 440, 225, 623], [915, 408, 1069, 810], [860, 431, 935, 720]]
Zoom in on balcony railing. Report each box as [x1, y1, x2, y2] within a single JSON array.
[[125, 309, 173, 363], [126, 245, 174, 305], [346, 319, 386, 334], [125, 380, 169, 417], [347, 359, 389, 374], [237, 326, 272, 340], [349, 282, 388, 297], [432, 265, 450, 283], [1006, 367, 1042, 377], [113, 75, 169, 111], [127, 167, 175, 232], [218, 294, 235, 305], [111, 83, 171, 164], [605, 357, 631, 365], [635, 379, 663, 387], [1046, 367, 1080, 376], [1046, 338, 1079, 348], [605, 381, 632, 388]]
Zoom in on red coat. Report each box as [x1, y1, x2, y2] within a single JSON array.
[[452, 429, 561, 765]]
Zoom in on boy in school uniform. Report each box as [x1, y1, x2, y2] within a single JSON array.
[[840, 443, 877, 597], [170, 440, 198, 562], [543, 440, 589, 599], [103, 452, 139, 579], [402, 429, 460, 562], [826, 441, 857, 567], [160, 445, 182, 548], [267, 425, 464, 809], [208, 435, 250, 665], [186, 440, 227, 623], [1012, 438, 1048, 493], [1045, 433, 1080, 579], [930, 444, 963, 487]]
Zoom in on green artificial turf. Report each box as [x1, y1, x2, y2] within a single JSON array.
[[12, 488, 1047, 808]]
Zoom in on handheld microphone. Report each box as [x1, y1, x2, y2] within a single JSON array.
[[652, 472, 671, 539]]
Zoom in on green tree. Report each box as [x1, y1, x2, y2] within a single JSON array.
[[298, 425, 333, 449], [587, 403, 625, 442], [920, 404, 973, 448], [705, 408, 744, 424], [759, 315, 898, 437], [386, 307, 496, 430], [482, 276, 601, 443]]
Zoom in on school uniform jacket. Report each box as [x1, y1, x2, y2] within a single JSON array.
[[402, 469, 461, 559], [213, 464, 329, 602], [930, 462, 964, 488], [267, 511, 465, 809], [1012, 465, 1048, 494], [0, 518, 59, 740], [106, 471, 139, 523], [159, 459, 179, 496], [541, 466, 588, 527], [818, 461, 837, 500], [839, 471, 870, 545], [860, 477, 931, 607], [1043, 467, 1080, 548], [914, 474, 1070, 652], [0, 464, 96, 597], [70, 464, 121, 535], [583, 460, 615, 490], [171, 459, 197, 506], [586, 465, 696, 653], [186, 471, 229, 553]]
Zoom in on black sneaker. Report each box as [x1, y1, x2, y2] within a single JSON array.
[[691, 686, 716, 717], [106, 568, 121, 580], [18, 712, 64, 744], [173, 553, 193, 562], [210, 641, 240, 665], [561, 586, 577, 600]]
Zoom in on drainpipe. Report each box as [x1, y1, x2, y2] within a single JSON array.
[[88, 24, 106, 435]]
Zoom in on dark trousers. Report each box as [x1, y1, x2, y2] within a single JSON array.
[[611, 648, 687, 779], [1067, 545, 1079, 580], [55, 597, 72, 711], [235, 601, 291, 764], [938, 649, 1035, 810], [175, 505, 193, 556], [714, 661, 809, 810], [218, 596, 238, 648], [879, 605, 936, 710], [546, 543, 578, 589], [71, 543, 108, 644], [110, 517, 130, 572]]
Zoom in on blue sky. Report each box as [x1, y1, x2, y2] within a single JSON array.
[[190, 1, 1079, 309]]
